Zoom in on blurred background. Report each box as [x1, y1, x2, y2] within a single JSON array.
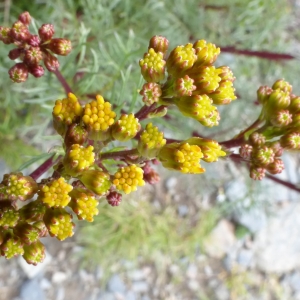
[[1, 0, 300, 299]]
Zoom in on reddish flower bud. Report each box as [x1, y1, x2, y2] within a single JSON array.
[[139, 82, 162, 106], [18, 11, 31, 26], [43, 52, 59, 72], [257, 85, 272, 105], [0, 26, 13, 44], [280, 132, 300, 149], [148, 35, 169, 55], [28, 65, 45, 78], [266, 141, 283, 157], [28, 35, 41, 47], [106, 191, 122, 206], [253, 146, 275, 166], [239, 144, 253, 159], [38, 23, 55, 41], [270, 109, 292, 127], [8, 63, 28, 83], [8, 48, 22, 60], [64, 123, 88, 149], [250, 165, 266, 180], [267, 158, 284, 175], [10, 21, 30, 41], [143, 168, 160, 185], [24, 47, 43, 65], [47, 38, 72, 56], [249, 132, 266, 146]]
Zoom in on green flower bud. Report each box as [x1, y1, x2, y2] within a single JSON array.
[[23, 240, 46, 265], [78, 170, 111, 196]]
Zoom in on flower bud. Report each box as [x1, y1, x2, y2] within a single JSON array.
[[13, 223, 40, 245], [187, 65, 222, 94], [78, 170, 111, 196], [280, 132, 300, 149], [0, 206, 20, 229], [249, 132, 266, 146], [24, 47, 43, 65], [38, 23, 55, 41], [209, 81, 237, 105], [43, 52, 60, 72], [0, 26, 13, 44], [148, 35, 169, 55], [8, 48, 22, 60], [174, 75, 196, 97], [193, 39, 220, 66], [139, 48, 166, 82], [23, 240, 46, 265], [257, 86, 272, 105], [174, 95, 217, 125], [63, 144, 95, 177], [47, 38, 72, 56], [64, 123, 88, 149], [250, 165, 266, 180], [1, 234, 24, 259], [158, 142, 205, 174], [69, 189, 99, 222], [113, 165, 145, 194], [270, 109, 292, 127], [217, 66, 235, 82], [38, 177, 73, 208], [166, 43, 196, 76], [272, 79, 292, 93], [8, 63, 28, 83], [143, 163, 160, 185], [265, 141, 283, 157], [111, 113, 140, 141], [20, 200, 46, 223], [289, 95, 300, 113], [106, 191, 122, 206], [10, 21, 30, 41], [82, 95, 116, 141], [253, 146, 275, 166], [28, 65, 45, 78], [239, 144, 253, 159], [184, 137, 226, 163], [52, 93, 83, 136], [43, 208, 74, 241], [267, 158, 284, 175], [28, 35, 41, 47], [267, 89, 290, 110], [0, 172, 38, 202], [18, 12, 31, 26], [138, 123, 166, 158], [139, 82, 162, 105]]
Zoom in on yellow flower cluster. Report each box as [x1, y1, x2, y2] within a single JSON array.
[[111, 113, 140, 141], [113, 165, 145, 194], [38, 177, 73, 208]]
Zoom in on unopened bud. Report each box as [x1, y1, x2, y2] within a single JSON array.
[[38, 24, 55, 41], [44, 52, 59, 72], [18, 11, 31, 26], [148, 35, 169, 55], [8, 63, 28, 83], [8, 48, 22, 60], [47, 38, 72, 56], [106, 191, 122, 206], [28, 65, 45, 78], [28, 35, 41, 47]]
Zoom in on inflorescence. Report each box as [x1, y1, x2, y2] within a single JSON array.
[[0, 12, 296, 265]]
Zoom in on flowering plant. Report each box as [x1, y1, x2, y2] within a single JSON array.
[[0, 11, 298, 265]]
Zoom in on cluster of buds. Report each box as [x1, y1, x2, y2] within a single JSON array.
[[238, 79, 300, 180], [139, 36, 237, 127], [0, 11, 71, 82], [0, 20, 231, 265]]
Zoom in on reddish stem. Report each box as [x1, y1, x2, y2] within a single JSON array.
[[29, 155, 60, 181], [54, 69, 73, 95], [220, 46, 295, 61], [135, 103, 156, 120], [265, 174, 300, 193], [100, 148, 139, 160]]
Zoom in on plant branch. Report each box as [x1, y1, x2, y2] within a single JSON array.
[[54, 69, 73, 95], [29, 155, 61, 181], [100, 148, 139, 160]]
